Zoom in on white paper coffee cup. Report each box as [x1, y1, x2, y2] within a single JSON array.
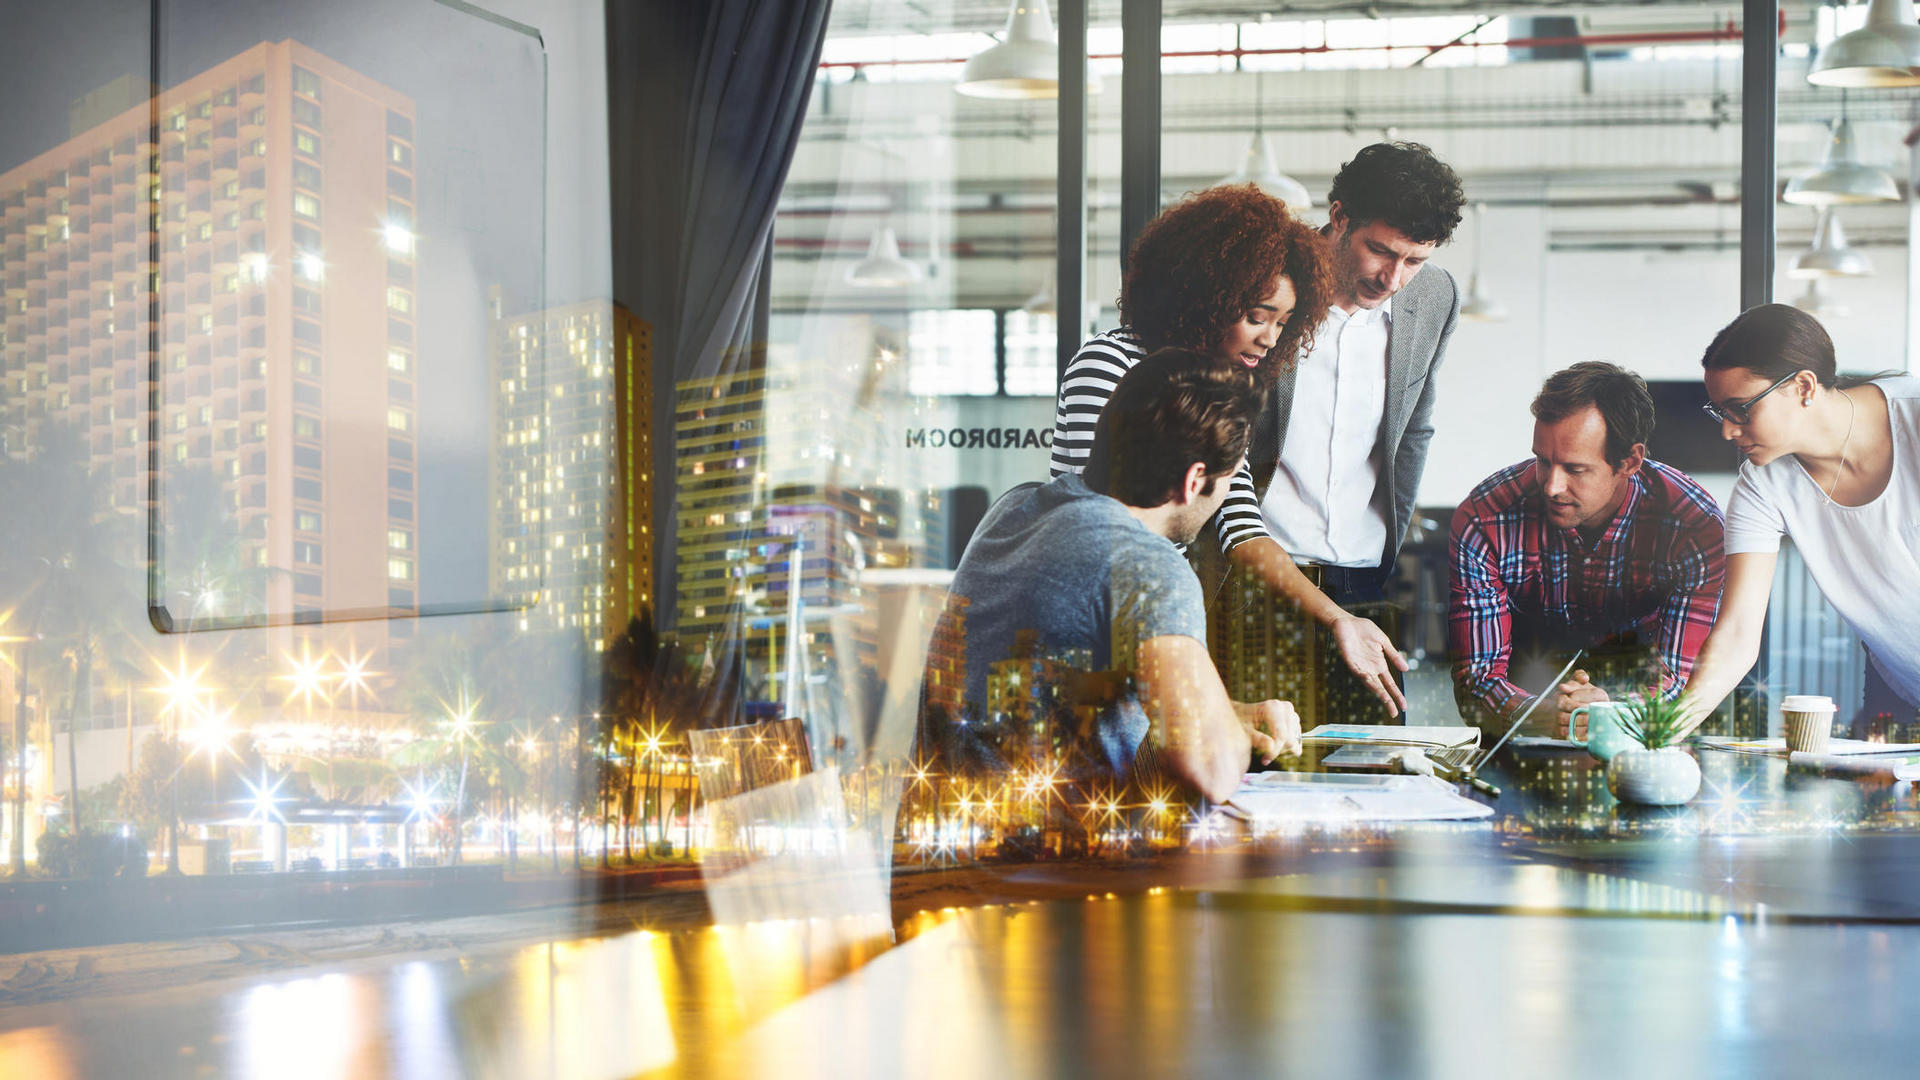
[[1781, 695, 1837, 754]]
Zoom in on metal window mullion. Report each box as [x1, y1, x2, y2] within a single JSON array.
[[1740, 0, 1776, 311], [1120, 0, 1162, 280], [1057, 0, 1087, 381]]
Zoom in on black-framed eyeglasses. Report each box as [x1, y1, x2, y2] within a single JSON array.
[[1701, 372, 1797, 426]]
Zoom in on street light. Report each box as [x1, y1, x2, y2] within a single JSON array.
[[150, 651, 213, 875], [335, 647, 378, 710], [279, 645, 335, 708]]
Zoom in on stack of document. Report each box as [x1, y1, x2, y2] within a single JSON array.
[[1222, 771, 1494, 826], [1784, 751, 1920, 781], [1697, 736, 1920, 756]]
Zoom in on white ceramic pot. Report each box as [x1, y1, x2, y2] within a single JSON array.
[[1605, 747, 1701, 806]]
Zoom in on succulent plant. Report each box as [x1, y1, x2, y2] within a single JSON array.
[[1613, 692, 1691, 751]]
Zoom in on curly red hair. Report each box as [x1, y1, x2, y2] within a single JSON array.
[[1118, 184, 1333, 382]]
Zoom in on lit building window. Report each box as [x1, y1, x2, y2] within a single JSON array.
[[387, 408, 410, 432]]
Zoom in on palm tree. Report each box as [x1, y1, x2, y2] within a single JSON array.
[[158, 465, 284, 631], [0, 427, 142, 872]]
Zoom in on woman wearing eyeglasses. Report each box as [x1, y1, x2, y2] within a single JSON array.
[[1677, 303, 1919, 731]]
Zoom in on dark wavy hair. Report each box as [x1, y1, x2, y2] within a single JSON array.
[[1118, 184, 1333, 381], [1083, 348, 1265, 509], [1328, 142, 1466, 246], [1531, 361, 1655, 467]]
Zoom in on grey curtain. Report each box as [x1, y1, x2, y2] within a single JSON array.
[[605, 0, 831, 711], [607, 0, 829, 381]]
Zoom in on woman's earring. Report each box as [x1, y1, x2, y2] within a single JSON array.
[[1802, 397, 1812, 408]]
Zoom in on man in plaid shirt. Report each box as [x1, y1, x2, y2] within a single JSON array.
[[1449, 362, 1725, 736]]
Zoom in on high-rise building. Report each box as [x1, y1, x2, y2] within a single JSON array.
[[0, 41, 419, 629], [610, 304, 655, 641], [1206, 568, 1326, 726], [486, 295, 653, 648], [671, 366, 767, 644]]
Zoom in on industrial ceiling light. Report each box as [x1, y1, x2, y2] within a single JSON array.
[[846, 225, 924, 288], [1809, 0, 1920, 88], [1219, 133, 1313, 210], [1458, 204, 1507, 323], [1791, 279, 1850, 319], [957, 0, 1058, 99], [1789, 208, 1874, 278], [1022, 266, 1056, 315], [1216, 71, 1311, 210], [1783, 117, 1902, 205]]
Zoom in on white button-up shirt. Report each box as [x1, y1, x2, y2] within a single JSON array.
[[1260, 299, 1392, 568]]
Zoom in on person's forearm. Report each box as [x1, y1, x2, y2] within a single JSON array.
[[1162, 704, 1251, 803], [1453, 669, 1532, 731], [1198, 717, 1252, 803], [1227, 537, 1345, 626], [1677, 625, 1763, 730]]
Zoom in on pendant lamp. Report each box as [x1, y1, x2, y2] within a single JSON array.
[[1215, 72, 1311, 210], [957, 0, 1058, 99], [1809, 0, 1920, 88], [1784, 117, 1902, 205], [846, 226, 924, 288], [1791, 279, 1850, 319], [1788, 209, 1873, 279], [1219, 133, 1313, 210], [1458, 204, 1507, 323]]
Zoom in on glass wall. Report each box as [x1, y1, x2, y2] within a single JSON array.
[[1762, 1, 1912, 737], [0, 0, 609, 935], [5, 5, 1920, 1059]]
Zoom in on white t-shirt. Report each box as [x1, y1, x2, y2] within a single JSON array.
[[1723, 375, 1920, 703], [1260, 299, 1391, 568]]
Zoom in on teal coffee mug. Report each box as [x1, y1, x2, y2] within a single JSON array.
[[1570, 702, 1632, 763]]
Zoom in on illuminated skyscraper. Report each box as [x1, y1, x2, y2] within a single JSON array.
[[671, 366, 767, 644], [610, 304, 655, 639], [1206, 569, 1326, 725], [487, 295, 653, 647], [671, 361, 916, 692], [0, 40, 419, 627]]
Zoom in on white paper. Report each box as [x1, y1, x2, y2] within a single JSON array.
[[1222, 771, 1494, 824], [1507, 736, 1583, 750], [1698, 736, 1920, 757]]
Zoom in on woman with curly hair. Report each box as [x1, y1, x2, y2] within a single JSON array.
[[1050, 183, 1328, 478], [1047, 185, 1376, 668]]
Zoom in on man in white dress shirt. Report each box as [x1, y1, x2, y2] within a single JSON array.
[[1201, 142, 1465, 724]]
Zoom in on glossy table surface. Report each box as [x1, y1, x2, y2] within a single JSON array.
[[7, 742, 1920, 1078]]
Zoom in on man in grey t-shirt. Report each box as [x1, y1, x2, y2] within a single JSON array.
[[922, 351, 1303, 803]]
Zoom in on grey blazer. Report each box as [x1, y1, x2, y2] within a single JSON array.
[[1197, 264, 1460, 591]]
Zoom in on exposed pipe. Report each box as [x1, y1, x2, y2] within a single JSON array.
[[815, 25, 1762, 76]]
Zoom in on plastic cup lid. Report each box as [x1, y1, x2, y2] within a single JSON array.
[[1780, 695, 1836, 712]]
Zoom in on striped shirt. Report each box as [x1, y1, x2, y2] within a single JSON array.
[[1448, 458, 1726, 723], [1048, 329, 1272, 553]]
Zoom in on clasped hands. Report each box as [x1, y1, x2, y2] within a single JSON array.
[[1546, 669, 1608, 739]]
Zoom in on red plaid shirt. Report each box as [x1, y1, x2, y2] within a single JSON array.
[[1448, 459, 1725, 722]]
